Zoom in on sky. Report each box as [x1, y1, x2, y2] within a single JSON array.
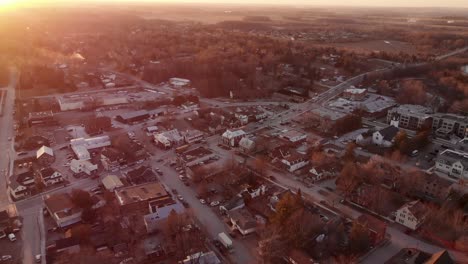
[[2, 0, 468, 8]]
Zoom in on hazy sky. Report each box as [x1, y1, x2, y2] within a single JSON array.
[[6, 0, 468, 8]]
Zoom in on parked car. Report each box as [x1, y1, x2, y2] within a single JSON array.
[[1, 255, 12, 261], [8, 233, 16, 242], [210, 201, 220, 207], [182, 201, 190, 208], [35, 254, 41, 263], [199, 199, 206, 204], [177, 195, 184, 201]]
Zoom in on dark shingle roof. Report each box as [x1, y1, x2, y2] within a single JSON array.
[[378, 125, 399, 141]]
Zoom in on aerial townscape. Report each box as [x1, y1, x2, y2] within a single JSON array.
[[0, 1, 468, 264]]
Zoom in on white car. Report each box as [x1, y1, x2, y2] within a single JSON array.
[[1, 255, 12, 261], [199, 199, 206, 204], [35, 254, 41, 263], [210, 201, 220, 207], [177, 195, 184, 201]]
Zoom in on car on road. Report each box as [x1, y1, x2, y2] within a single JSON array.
[[268, 175, 276, 181], [17, 152, 27, 156], [199, 199, 206, 204], [1, 255, 12, 261], [35, 254, 41, 263], [7, 137, 11, 141], [172, 189, 178, 195], [182, 201, 190, 208], [8, 233, 16, 242], [177, 195, 184, 201]]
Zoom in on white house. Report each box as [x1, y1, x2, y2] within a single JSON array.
[[228, 207, 258, 235], [435, 149, 468, 180], [239, 137, 255, 153], [281, 154, 309, 172], [222, 129, 246, 147], [169, 77, 191, 88], [281, 130, 307, 143], [71, 135, 111, 160], [395, 200, 427, 230], [70, 159, 98, 175], [38, 168, 64, 186], [372, 125, 399, 147]]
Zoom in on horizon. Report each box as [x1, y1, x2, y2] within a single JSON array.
[[3, 0, 468, 9]]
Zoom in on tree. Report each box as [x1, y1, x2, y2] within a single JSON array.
[[71, 189, 94, 209], [348, 221, 371, 254], [254, 156, 268, 175], [396, 80, 427, 105], [337, 163, 361, 199], [71, 224, 91, 243], [271, 192, 304, 227], [81, 207, 97, 223], [344, 142, 357, 161]]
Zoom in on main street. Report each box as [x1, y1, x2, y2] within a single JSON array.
[[0, 69, 17, 209]]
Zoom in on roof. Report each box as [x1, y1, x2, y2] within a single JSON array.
[[115, 182, 169, 206], [101, 147, 124, 162], [239, 137, 255, 149], [376, 125, 399, 141], [222, 195, 245, 211], [401, 200, 427, 220], [389, 104, 432, 118], [55, 237, 80, 250], [37, 145, 54, 159], [102, 175, 124, 191], [229, 207, 257, 231], [310, 107, 346, 121], [15, 170, 35, 185], [432, 113, 468, 124], [117, 110, 149, 120], [44, 193, 75, 214], [344, 88, 367, 94], [281, 130, 306, 140], [425, 250, 454, 264], [222, 129, 246, 139], [437, 149, 468, 168], [183, 251, 220, 264], [40, 167, 57, 178], [125, 166, 157, 184]]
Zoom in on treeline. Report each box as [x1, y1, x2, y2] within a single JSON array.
[[18, 65, 76, 94]]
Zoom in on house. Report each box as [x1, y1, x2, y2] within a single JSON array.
[[415, 173, 453, 203], [71, 135, 111, 160], [182, 129, 204, 144], [125, 166, 157, 184], [281, 130, 307, 143], [356, 214, 387, 246], [38, 167, 64, 186], [220, 195, 245, 212], [36, 145, 55, 166], [239, 137, 256, 153], [343, 88, 367, 101], [44, 193, 82, 228], [100, 147, 126, 171], [395, 200, 427, 230], [222, 129, 246, 147], [309, 164, 339, 182], [435, 149, 468, 180], [28, 111, 54, 126], [8, 170, 35, 200], [178, 146, 215, 167], [70, 159, 98, 176], [355, 129, 372, 145], [101, 175, 124, 191], [154, 129, 184, 148], [228, 207, 258, 235], [281, 153, 309, 172], [54, 237, 81, 254], [169, 77, 190, 88], [182, 251, 221, 264], [385, 248, 454, 264], [372, 125, 399, 147]]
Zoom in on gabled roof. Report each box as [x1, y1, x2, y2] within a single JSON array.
[[376, 125, 399, 141], [401, 200, 427, 220], [222, 129, 246, 139], [37, 145, 54, 159], [39, 167, 57, 178], [425, 250, 454, 264]]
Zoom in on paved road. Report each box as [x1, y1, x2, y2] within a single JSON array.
[[0, 69, 17, 209], [149, 155, 257, 264]]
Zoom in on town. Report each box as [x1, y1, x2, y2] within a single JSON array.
[[0, 2, 467, 264]]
